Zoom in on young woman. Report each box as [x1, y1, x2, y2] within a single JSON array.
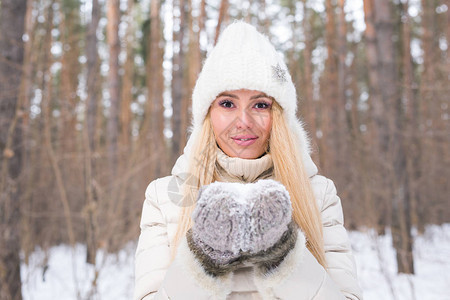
[[134, 21, 362, 300]]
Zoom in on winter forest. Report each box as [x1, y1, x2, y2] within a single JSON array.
[[0, 0, 449, 299]]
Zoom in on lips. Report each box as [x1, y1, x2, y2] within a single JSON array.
[[231, 135, 258, 146]]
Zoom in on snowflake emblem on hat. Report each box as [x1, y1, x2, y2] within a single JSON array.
[[271, 63, 287, 84]]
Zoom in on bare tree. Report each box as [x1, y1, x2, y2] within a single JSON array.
[[214, 0, 229, 45], [186, 0, 202, 131], [0, 0, 27, 298], [120, 0, 135, 151], [86, 0, 101, 152], [363, 0, 389, 233], [41, 4, 76, 251], [107, 0, 121, 176], [322, 0, 338, 170], [146, 0, 167, 179], [58, 0, 82, 157], [85, 0, 101, 265], [300, 0, 317, 151], [171, 0, 187, 163], [373, 0, 414, 274]]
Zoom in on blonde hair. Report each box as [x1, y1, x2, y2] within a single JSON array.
[[171, 103, 327, 268], [171, 115, 217, 254], [270, 102, 326, 267]]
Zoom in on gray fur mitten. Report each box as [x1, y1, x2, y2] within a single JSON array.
[[188, 183, 248, 276], [248, 180, 293, 253], [187, 179, 296, 277], [247, 221, 298, 273]]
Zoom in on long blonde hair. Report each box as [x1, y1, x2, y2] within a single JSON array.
[[171, 103, 327, 268]]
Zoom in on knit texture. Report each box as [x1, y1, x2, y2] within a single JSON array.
[[216, 148, 273, 183], [192, 21, 297, 130]]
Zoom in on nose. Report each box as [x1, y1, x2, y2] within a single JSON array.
[[235, 108, 253, 129]]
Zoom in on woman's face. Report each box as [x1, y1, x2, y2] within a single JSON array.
[[210, 89, 273, 159]]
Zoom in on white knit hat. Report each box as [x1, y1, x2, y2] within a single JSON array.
[[184, 21, 316, 174]]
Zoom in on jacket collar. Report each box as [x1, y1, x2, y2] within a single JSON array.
[[215, 149, 273, 183], [171, 145, 318, 181]]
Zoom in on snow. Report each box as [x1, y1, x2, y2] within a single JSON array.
[[21, 243, 135, 300], [21, 224, 450, 300], [350, 224, 450, 300]]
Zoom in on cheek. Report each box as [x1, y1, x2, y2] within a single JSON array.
[[210, 110, 230, 136], [255, 112, 272, 139]]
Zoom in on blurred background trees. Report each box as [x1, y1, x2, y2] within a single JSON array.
[[0, 0, 448, 298]]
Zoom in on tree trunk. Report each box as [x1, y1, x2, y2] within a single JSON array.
[[85, 0, 100, 265], [0, 0, 27, 298], [348, 44, 375, 228], [374, 0, 414, 274], [300, 1, 316, 153], [17, 0, 36, 264], [198, 0, 207, 52], [40, 0, 76, 250], [335, 0, 349, 179], [147, 0, 166, 179], [418, 0, 438, 233], [171, 0, 187, 163], [321, 0, 339, 173], [107, 0, 121, 177], [120, 0, 135, 152], [86, 0, 100, 153], [400, 0, 421, 235], [59, 0, 82, 156], [187, 0, 201, 135], [214, 0, 229, 45], [363, 0, 389, 234]]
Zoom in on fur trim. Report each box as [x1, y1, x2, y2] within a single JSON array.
[[253, 230, 307, 300], [176, 237, 233, 299], [248, 222, 298, 273], [186, 229, 246, 277]]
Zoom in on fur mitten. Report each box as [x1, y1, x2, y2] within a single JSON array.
[[248, 221, 298, 273], [247, 180, 293, 253], [187, 179, 297, 277]]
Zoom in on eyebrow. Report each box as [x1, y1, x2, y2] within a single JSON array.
[[250, 93, 271, 100], [217, 92, 238, 99], [216, 92, 271, 100]]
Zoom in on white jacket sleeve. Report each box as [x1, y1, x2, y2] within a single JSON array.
[[253, 230, 345, 300], [158, 230, 345, 300], [318, 177, 363, 300], [134, 180, 171, 300]]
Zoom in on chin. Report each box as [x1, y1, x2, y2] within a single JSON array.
[[233, 149, 265, 160]]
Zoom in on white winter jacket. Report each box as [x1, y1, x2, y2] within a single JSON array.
[[134, 151, 362, 300]]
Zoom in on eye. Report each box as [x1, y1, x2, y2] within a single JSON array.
[[254, 101, 272, 110], [218, 100, 235, 108]]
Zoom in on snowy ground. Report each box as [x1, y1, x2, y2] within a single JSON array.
[[21, 224, 450, 300], [350, 224, 450, 300]]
